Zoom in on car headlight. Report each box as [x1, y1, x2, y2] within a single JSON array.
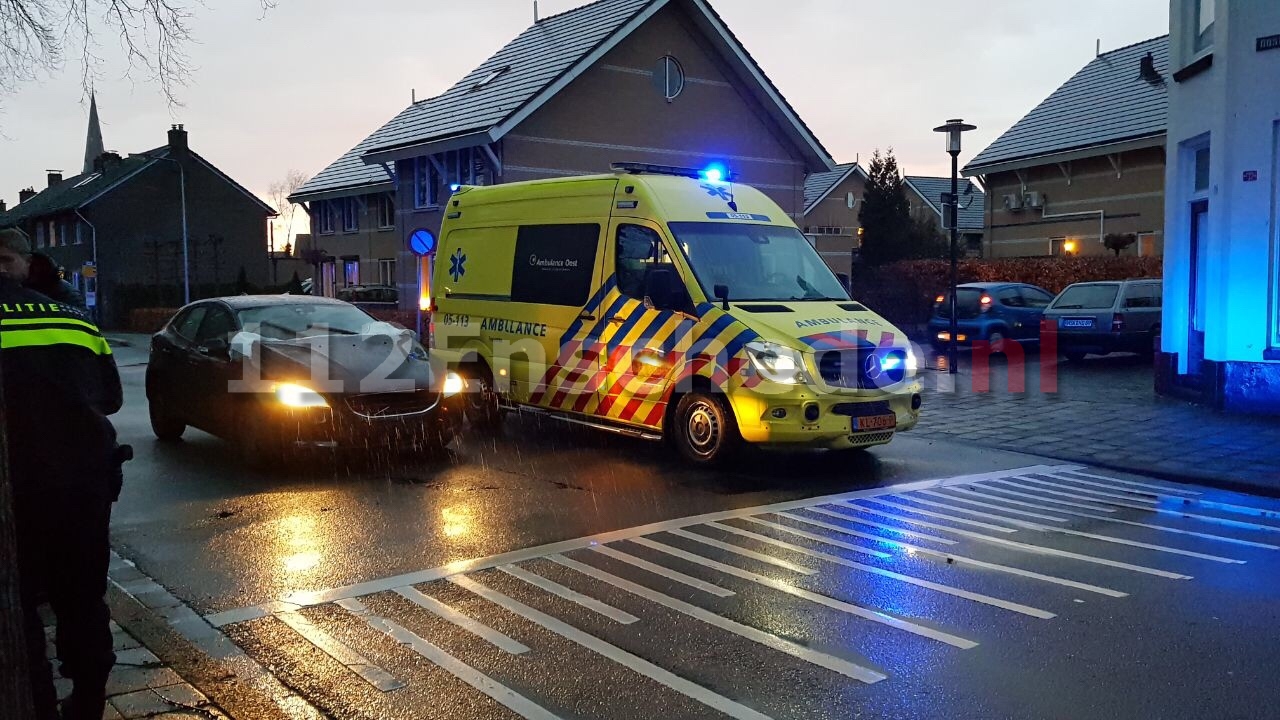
[[745, 341, 808, 384], [274, 382, 328, 408], [442, 372, 465, 398]]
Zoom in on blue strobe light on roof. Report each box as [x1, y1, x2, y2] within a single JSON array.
[[700, 163, 728, 184]]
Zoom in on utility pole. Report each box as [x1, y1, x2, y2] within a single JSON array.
[[0, 324, 37, 717]]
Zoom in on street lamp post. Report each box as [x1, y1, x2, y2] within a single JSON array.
[[933, 118, 976, 375]]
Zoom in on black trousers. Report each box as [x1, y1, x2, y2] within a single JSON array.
[[16, 486, 115, 720]]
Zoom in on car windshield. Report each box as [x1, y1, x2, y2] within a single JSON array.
[[1052, 284, 1120, 310], [237, 303, 378, 341], [666, 222, 849, 302]]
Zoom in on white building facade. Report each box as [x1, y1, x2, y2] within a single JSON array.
[[1157, 0, 1280, 413]]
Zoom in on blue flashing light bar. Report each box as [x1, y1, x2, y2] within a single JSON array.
[[611, 162, 738, 182]]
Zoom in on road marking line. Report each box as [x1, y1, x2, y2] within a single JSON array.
[[989, 480, 1280, 533], [740, 517, 900, 557], [800, 507, 959, 544], [773, 512, 951, 551], [702, 522, 1056, 619], [1042, 473, 1280, 521], [591, 546, 737, 597], [546, 554, 888, 684], [942, 487, 1280, 550], [1054, 470, 1202, 495], [499, 565, 640, 624], [854, 498, 1022, 533], [982, 480, 1121, 511], [629, 537, 978, 649], [666, 528, 818, 575], [448, 575, 773, 720], [208, 465, 1081, 623], [1021, 476, 1159, 505], [276, 611, 405, 692], [393, 586, 531, 654], [914, 489, 1072, 522], [740, 517, 1128, 598], [336, 598, 561, 720], [837, 503, 1193, 580]]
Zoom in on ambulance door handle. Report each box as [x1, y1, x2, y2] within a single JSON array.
[[578, 312, 595, 321], [608, 316, 627, 324]]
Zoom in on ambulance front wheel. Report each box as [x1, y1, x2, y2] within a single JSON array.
[[672, 392, 740, 466]]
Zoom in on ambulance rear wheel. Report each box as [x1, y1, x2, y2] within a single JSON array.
[[463, 366, 504, 435], [672, 392, 739, 466]]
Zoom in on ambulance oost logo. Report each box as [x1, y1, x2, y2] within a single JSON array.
[[700, 183, 733, 201], [449, 248, 467, 282]]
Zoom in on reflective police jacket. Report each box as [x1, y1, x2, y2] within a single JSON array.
[[0, 277, 122, 497]]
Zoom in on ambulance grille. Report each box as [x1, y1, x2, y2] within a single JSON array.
[[818, 350, 907, 389], [848, 431, 895, 447]]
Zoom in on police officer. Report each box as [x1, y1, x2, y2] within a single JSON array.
[[0, 227, 123, 720]]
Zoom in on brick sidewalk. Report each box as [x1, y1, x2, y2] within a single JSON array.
[[40, 617, 228, 720], [913, 354, 1280, 494]]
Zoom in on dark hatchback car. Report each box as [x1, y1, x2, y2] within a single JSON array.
[[146, 295, 464, 464], [927, 282, 1055, 353]]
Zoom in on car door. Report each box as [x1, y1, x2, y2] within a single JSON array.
[[1019, 286, 1055, 341], [597, 221, 698, 427], [994, 287, 1037, 341], [188, 304, 241, 435], [153, 304, 208, 414], [1120, 281, 1163, 341]]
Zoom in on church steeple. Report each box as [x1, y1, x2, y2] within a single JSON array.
[[83, 94, 104, 174]]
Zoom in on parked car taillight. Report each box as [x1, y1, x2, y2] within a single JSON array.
[[1111, 313, 1125, 333]]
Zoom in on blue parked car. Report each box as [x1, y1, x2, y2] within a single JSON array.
[[927, 282, 1055, 353]]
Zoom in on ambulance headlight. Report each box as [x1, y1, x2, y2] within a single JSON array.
[[745, 341, 808, 385], [905, 347, 920, 376]]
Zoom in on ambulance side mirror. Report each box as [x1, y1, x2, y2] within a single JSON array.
[[643, 265, 691, 313]]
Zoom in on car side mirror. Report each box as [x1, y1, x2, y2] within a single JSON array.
[[198, 337, 230, 358], [713, 283, 730, 311], [643, 265, 691, 313]]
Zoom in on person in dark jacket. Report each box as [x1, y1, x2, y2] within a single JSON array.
[[24, 252, 86, 309], [0, 228, 123, 720]]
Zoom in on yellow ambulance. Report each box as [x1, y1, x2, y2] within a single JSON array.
[[430, 163, 922, 464]]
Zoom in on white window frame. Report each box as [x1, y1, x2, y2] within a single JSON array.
[[341, 197, 359, 233], [378, 258, 396, 286], [35, 221, 46, 248], [414, 157, 439, 209], [316, 200, 336, 235], [342, 257, 359, 287], [377, 194, 395, 229], [1192, 0, 1215, 55]]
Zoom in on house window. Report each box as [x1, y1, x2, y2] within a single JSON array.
[[1194, 146, 1211, 193], [378, 258, 396, 286], [377, 194, 395, 229], [342, 257, 359, 287], [414, 157, 439, 208], [317, 200, 335, 234], [75, 222, 84, 245], [35, 222, 46, 248], [47, 220, 58, 248], [1193, 0, 1214, 54], [341, 197, 359, 233], [652, 55, 685, 101]]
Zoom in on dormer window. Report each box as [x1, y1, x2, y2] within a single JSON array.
[[472, 65, 510, 91]]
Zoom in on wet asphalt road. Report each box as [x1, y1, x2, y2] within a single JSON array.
[[108, 361, 1280, 720]]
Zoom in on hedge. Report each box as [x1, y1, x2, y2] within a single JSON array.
[[850, 256, 1163, 330]]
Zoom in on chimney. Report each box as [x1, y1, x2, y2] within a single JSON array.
[[46, 170, 63, 188], [93, 151, 123, 174], [19, 187, 37, 204], [0, 200, 6, 213], [167, 123, 189, 156], [1139, 52, 1163, 84]]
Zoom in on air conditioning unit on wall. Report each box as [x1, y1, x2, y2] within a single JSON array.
[[1002, 194, 1024, 211], [1024, 191, 1044, 208]]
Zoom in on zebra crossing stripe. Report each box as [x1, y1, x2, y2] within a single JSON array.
[[448, 575, 774, 720], [545, 553, 889, 684], [276, 611, 405, 692], [499, 564, 640, 624], [393, 586, 531, 654]]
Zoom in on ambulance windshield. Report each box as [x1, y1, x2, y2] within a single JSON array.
[[667, 222, 850, 302]]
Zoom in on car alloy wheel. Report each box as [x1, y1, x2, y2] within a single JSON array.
[[673, 392, 739, 465]]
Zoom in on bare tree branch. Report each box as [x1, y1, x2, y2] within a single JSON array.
[[268, 168, 308, 253], [0, 0, 276, 108]]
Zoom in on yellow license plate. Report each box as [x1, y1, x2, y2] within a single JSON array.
[[852, 414, 897, 432]]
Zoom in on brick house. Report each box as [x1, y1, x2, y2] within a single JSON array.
[[0, 123, 275, 325], [801, 162, 868, 276], [291, 0, 835, 307], [902, 176, 985, 256], [963, 36, 1169, 259]]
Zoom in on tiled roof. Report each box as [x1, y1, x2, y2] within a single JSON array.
[[362, 0, 652, 156], [0, 152, 159, 226], [290, 126, 395, 203], [803, 163, 858, 213], [904, 176, 985, 231], [965, 35, 1169, 173]]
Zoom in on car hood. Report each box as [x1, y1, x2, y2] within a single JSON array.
[[241, 331, 437, 394], [731, 301, 909, 353]]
